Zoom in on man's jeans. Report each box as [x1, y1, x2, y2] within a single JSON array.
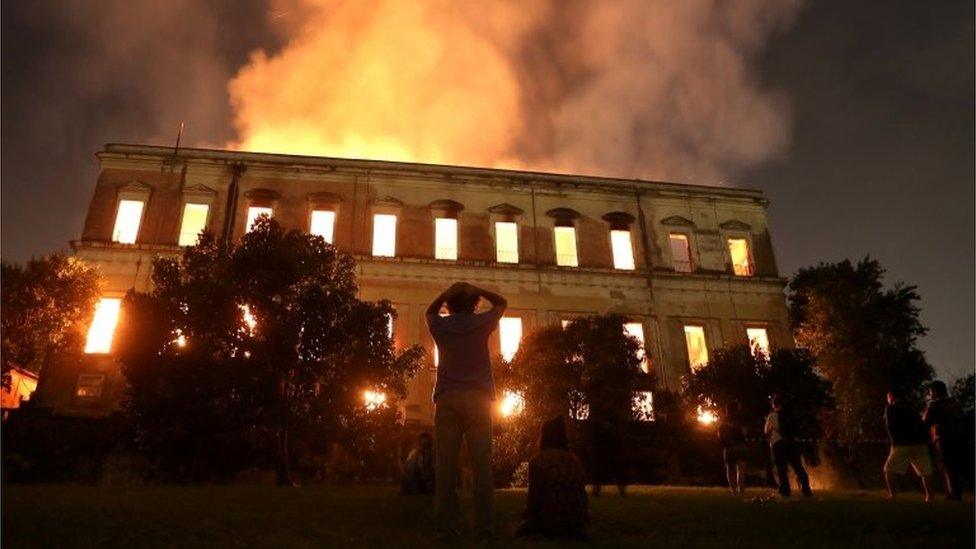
[[435, 389, 493, 535]]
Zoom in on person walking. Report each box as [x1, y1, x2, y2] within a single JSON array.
[[923, 380, 967, 500], [426, 282, 507, 541], [882, 389, 934, 501], [719, 400, 749, 496], [764, 394, 812, 498]]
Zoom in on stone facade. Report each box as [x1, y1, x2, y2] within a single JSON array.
[[36, 143, 791, 422]]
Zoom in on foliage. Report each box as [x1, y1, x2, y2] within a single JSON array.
[[681, 346, 834, 438], [115, 218, 423, 484], [788, 257, 932, 444], [0, 254, 100, 387], [953, 374, 975, 416], [493, 315, 645, 483]]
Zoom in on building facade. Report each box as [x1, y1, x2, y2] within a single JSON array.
[[35, 143, 791, 422]]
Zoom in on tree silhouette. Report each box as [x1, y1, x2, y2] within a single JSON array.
[[116, 217, 423, 484]]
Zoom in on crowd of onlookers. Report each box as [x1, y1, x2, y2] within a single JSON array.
[[411, 283, 970, 541]]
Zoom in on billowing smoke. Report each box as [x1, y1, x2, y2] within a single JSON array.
[[230, 0, 801, 183]]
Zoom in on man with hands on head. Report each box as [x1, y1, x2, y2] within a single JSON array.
[[426, 282, 507, 542]]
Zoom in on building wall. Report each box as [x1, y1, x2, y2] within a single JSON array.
[[46, 144, 790, 422]]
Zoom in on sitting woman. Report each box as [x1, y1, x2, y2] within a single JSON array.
[[517, 416, 589, 539], [401, 432, 435, 495]]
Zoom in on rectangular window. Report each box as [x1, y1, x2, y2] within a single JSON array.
[[435, 218, 458, 260], [499, 316, 523, 361], [554, 226, 579, 267], [112, 199, 145, 244], [495, 222, 519, 263], [669, 233, 693, 273], [746, 327, 771, 358], [178, 203, 209, 246], [309, 210, 336, 243], [683, 325, 709, 371], [75, 374, 106, 398], [727, 238, 753, 276], [372, 214, 397, 257], [84, 298, 122, 354], [632, 391, 654, 422], [611, 230, 635, 270], [246, 206, 273, 232], [623, 322, 648, 373]]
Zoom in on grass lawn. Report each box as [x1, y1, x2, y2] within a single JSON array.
[[2, 485, 972, 548]]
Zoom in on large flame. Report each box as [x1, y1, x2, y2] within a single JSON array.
[[228, 0, 800, 183]]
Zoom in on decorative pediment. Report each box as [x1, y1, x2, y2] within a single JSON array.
[[719, 219, 752, 231], [244, 188, 280, 201], [545, 208, 581, 221], [660, 215, 695, 227], [117, 180, 153, 200], [372, 195, 403, 208], [428, 199, 465, 214], [306, 191, 343, 207], [182, 184, 217, 199], [488, 203, 524, 216], [602, 211, 636, 229]]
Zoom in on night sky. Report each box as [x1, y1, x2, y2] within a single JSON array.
[[2, 1, 972, 380]]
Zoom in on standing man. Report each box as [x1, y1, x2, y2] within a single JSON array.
[[882, 389, 934, 501], [923, 380, 967, 500], [764, 394, 812, 498], [719, 400, 749, 496], [426, 282, 507, 541]]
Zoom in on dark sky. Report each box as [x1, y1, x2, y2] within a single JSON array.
[[2, 1, 973, 381]]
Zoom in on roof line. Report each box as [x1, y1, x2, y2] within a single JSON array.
[[100, 143, 765, 197]]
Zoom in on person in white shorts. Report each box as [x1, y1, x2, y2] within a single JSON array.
[[883, 389, 933, 501]]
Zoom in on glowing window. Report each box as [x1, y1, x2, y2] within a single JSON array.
[[569, 391, 590, 420], [623, 322, 648, 373], [683, 325, 709, 371], [611, 230, 635, 270], [727, 238, 753, 276], [433, 345, 439, 367], [178, 203, 209, 246], [495, 222, 519, 263], [669, 233, 692, 273], [632, 391, 654, 422], [561, 319, 572, 329], [84, 298, 122, 354], [554, 226, 578, 267], [499, 317, 523, 361], [246, 206, 273, 232], [435, 218, 458, 260], [75, 374, 106, 398], [747, 327, 771, 358], [372, 214, 397, 257], [112, 199, 144, 244], [309, 210, 336, 243]]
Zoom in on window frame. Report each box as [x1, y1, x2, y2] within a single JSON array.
[[75, 374, 106, 399], [725, 234, 755, 277], [177, 202, 211, 247], [682, 324, 710, 372], [553, 225, 579, 267], [609, 228, 636, 270], [434, 216, 459, 261], [371, 213, 398, 257], [668, 232, 694, 273], [309, 209, 337, 244], [493, 221, 520, 264]]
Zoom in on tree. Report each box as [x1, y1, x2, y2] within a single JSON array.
[[493, 315, 644, 483], [681, 346, 834, 439], [116, 217, 424, 484], [1, 254, 100, 387], [952, 374, 974, 417], [789, 258, 932, 445]]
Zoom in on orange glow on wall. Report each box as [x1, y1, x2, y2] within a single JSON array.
[[84, 298, 122, 354]]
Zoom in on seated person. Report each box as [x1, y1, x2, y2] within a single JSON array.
[[517, 416, 588, 539], [401, 432, 435, 495]]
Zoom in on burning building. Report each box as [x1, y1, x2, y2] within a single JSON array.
[[33, 144, 790, 424]]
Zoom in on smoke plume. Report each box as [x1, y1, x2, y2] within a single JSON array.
[[230, 0, 802, 183]]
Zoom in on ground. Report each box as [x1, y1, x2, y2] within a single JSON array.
[[3, 485, 972, 547]]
